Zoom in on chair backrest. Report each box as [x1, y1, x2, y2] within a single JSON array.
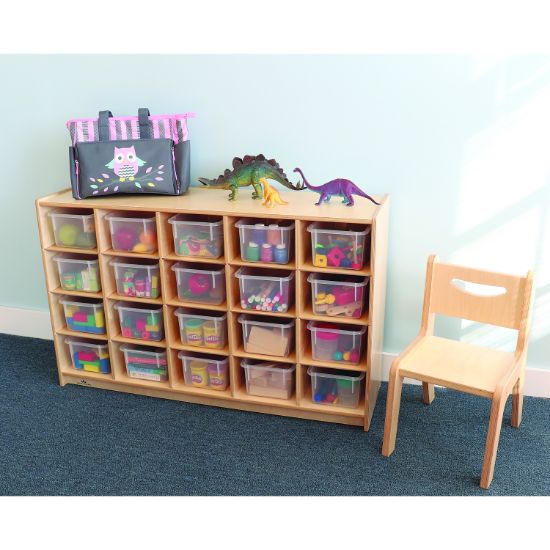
[[422, 256, 534, 337]]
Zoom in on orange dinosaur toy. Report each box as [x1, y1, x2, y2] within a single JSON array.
[[260, 178, 289, 208]]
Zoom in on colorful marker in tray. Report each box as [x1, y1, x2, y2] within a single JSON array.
[[240, 280, 289, 313]]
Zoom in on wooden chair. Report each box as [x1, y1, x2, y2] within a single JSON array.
[[381, 255, 535, 489]]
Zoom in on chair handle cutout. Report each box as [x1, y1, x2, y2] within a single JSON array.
[[451, 278, 507, 297]]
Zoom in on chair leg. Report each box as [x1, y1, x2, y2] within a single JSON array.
[[382, 365, 404, 457], [480, 395, 506, 489], [422, 382, 435, 404], [511, 374, 524, 428]]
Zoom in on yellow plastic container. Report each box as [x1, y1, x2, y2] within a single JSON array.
[[189, 360, 208, 387]]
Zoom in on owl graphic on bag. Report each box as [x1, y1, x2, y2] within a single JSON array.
[[106, 146, 146, 182]]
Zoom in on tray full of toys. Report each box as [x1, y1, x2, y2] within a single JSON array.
[[60, 297, 106, 335], [172, 263, 226, 305], [307, 321, 366, 365], [178, 352, 229, 391], [308, 223, 370, 271], [308, 273, 368, 318], [174, 308, 227, 349], [241, 359, 295, 400], [65, 338, 111, 374], [235, 267, 294, 313], [121, 345, 168, 382], [238, 314, 295, 358], [48, 209, 97, 249], [114, 302, 164, 341], [308, 367, 365, 408], [106, 212, 158, 254], [235, 219, 294, 264], [168, 215, 223, 258], [54, 255, 101, 293], [110, 258, 161, 299]]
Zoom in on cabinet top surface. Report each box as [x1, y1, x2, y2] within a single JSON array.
[[37, 187, 387, 223]]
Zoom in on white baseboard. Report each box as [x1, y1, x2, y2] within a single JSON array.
[[1, 305, 548, 398], [0, 306, 52, 340]]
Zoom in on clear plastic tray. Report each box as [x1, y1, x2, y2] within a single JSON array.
[[48, 209, 96, 249], [235, 219, 294, 264], [65, 337, 110, 374], [178, 352, 229, 391], [308, 366, 365, 408], [114, 302, 164, 341], [235, 267, 294, 313], [307, 321, 366, 364], [59, 297, 106, 335], [106, 212, 157, 254], [168, 214, 223, 258], [110, 258, 161, 299], [238, 314, 295, 357], [174, 308, 227, 349], [307, 222, 370, 270], [307, 273, 368, 318], [120, 344, 168, 382], [54, 255, 101, 293], [171, 263, 226, 305], [241, 359, 295, 400]]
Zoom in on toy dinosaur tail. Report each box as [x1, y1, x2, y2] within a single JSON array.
[[353, 185, 381, 205], [293, 167, 321, 191], [272, 171, 305, 191]]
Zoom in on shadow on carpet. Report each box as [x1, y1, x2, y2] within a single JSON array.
[[1, 333, 548, 496]]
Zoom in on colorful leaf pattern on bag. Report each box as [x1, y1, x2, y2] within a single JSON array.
[[88, 163, 167, 193]]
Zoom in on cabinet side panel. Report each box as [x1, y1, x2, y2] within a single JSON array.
[[365, 197, 389, 430], [35, 200, 63, 384]]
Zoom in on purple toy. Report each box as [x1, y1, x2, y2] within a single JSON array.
[[113, 227, 137, 250], [293, 168, 380, 207]]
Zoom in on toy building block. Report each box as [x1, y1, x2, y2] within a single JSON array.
[[246, 326, 289, 357], [72, 311, 88, 323], [325, 301, 362, 317], [327, 247, 346, 267], [314, 254, 328, 267], [81, 360, 101, 373]]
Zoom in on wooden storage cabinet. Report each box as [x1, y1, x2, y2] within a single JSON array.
[[36, 189, 388, 431]]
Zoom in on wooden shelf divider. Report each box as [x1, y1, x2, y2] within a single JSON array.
[[36, 187, 388, 430]]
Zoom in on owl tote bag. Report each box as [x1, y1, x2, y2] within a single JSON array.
[[67, 108, 194, 199]]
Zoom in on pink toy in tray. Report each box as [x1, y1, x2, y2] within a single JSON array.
[[333, 286, 358, 306], [327, 247, 346, 267], [79, 351, 96, 362]]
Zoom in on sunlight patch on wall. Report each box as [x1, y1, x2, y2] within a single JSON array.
[[458, 319, 517, 352], [454, 87, 550, 236], [449, 208, 541, 274]]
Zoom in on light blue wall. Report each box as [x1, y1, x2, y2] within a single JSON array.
[[1, 55, 549, 369]]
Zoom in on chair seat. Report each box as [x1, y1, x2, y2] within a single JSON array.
[[398, 336, 517, 398]]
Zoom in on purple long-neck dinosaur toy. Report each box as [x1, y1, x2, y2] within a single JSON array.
[[293, 168, 380, 207]]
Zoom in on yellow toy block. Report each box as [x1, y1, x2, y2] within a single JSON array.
[[314, 254, 328, 267], [95, 310, 105, 328]]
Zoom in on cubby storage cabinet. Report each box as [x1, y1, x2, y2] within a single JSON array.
[[36, 188, 389, 430]]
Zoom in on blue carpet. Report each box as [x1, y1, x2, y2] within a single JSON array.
[[0, 333, 548, 495]]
